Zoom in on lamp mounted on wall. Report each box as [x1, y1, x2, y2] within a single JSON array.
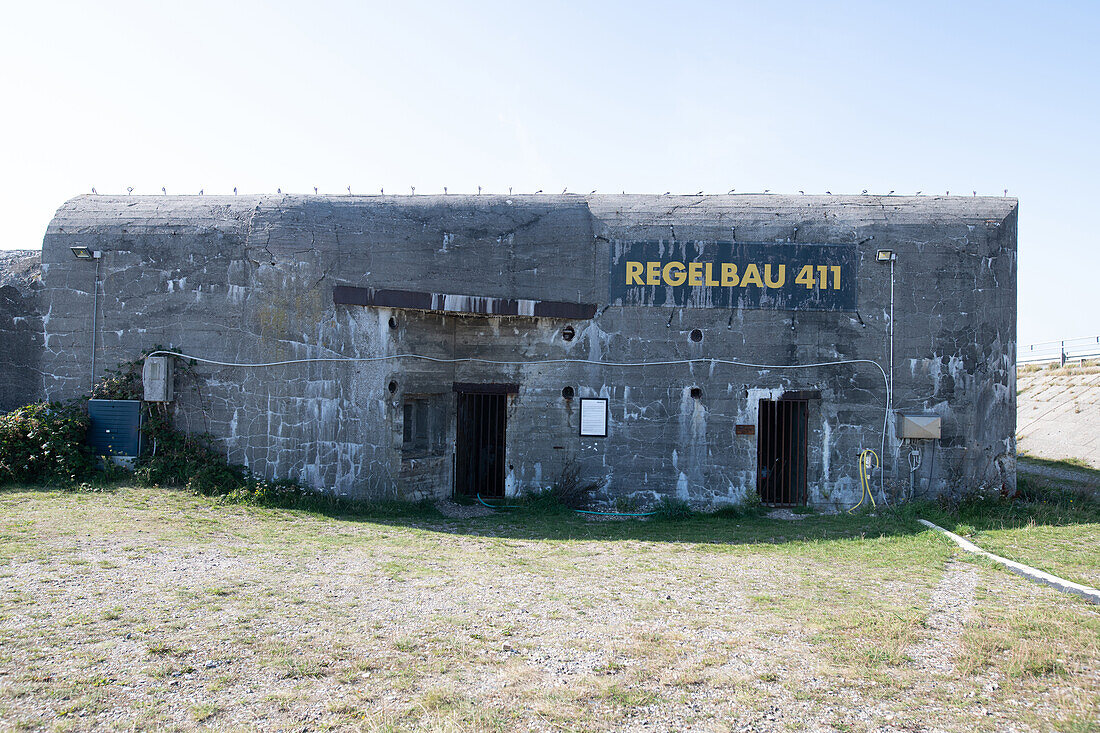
[[876, 249, 897, 428], [70, 246, 101, 260], [71, 246, 104, 391]]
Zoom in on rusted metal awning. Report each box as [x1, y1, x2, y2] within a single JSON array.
[[779, 389, 821, 401], [333, 284, 596, 320], [452, 382, 519, 395]]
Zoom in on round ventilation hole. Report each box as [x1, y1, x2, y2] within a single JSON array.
[[387, 380, 398, 394], [689, 328, 703, 342], [561, 386, 575, 400], [690, 386, 703, 399], [388, 316, 398, 329], [562, 326, 576, 341]]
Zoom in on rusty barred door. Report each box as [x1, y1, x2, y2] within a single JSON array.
[[756, 398, 809, 506], [454, 386, 509, 498]]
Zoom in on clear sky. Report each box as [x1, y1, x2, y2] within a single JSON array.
[[1, 1, 1096, 346]]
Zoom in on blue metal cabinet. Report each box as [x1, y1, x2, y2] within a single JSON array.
[[87, 399, 143, 457]]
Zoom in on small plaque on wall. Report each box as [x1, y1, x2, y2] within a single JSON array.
[[736, 424, 755, 436], [579, 398, 609, 438]]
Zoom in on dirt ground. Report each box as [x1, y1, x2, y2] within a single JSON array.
[[0, 487, 1097, 732]]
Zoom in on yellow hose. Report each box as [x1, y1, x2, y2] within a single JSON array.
[[848, 449, 880, 513]]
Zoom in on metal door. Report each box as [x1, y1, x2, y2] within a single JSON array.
[[756, 398, 809, 506], [454, 391, 508, 498]]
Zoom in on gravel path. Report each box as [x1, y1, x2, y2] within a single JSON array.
[[907, 561, 978, 674], [434, 498, 494, 518]]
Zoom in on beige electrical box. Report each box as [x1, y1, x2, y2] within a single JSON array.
[[896, 413, 941, 440], [142, 356, 174, 402]]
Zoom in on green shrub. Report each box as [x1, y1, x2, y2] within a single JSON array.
[[132, 418, 311, 502], [712, 490, 766, 519], [90, 363, 143, 400], [614, 495, 643, 513], [654, 496, 694, 519], [134, 401, 316, 505], [222, 477, 311, 507], [0, 347, 356, 511], [0, 402, 94, 485], [133, 409, 225, 488], [185, 461, 247, 496], [81, 349, 248, 495], [82, 348, 263, 497]]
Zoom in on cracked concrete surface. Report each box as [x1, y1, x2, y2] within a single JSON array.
[[7, 194, 1018, 507], [0, 250, 42, 412]]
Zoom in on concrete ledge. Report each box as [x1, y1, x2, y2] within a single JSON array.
[[918, 519, 1100, 605]]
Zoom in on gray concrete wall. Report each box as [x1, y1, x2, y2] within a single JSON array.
[[39, 194, 1017, 509], [0, 250, 43, 412]]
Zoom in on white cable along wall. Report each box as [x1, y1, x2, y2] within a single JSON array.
[[149, 350, 891, 493]]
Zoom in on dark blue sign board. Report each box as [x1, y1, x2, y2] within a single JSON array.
[[608, 240, 858, 312]]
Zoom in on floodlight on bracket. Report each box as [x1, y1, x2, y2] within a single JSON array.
[[70, 246, 101, 260], [71, 246, 104, 391]]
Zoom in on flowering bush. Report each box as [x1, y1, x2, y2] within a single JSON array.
[[0, 402, 94, 485]]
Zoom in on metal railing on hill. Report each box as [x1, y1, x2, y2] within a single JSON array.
[[1018, 336, 1100, 365]]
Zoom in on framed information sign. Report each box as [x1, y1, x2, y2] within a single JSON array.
[[579, 398, 608, 438]]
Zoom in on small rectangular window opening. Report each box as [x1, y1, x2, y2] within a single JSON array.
[[402, 398, 431, 453]]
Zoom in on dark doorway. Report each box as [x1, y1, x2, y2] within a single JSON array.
[[454, 390, 508, 498], [757, 398, 809, 506]]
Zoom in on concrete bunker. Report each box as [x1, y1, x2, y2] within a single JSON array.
[[32, 193, 1017, 510]]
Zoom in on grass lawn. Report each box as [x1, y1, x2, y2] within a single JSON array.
[[971, 523, 1100, 589], [920, 474, 1100, 589], [0, 483, 1096, 732]]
